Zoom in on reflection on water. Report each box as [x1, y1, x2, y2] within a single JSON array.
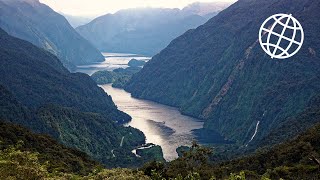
[[75, 52, 206, 161], [76, 52, 150, 75], [100, 84, 204, 161]]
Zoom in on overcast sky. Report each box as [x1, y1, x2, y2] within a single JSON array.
[[40, 0, 236, 17]]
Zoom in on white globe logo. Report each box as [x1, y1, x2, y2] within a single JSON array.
[[259, 14, 304, 59]]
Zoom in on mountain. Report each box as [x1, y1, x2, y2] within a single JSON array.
[[0, 84, 54, 135], [62, 13, 94, 28], [256, 93, 320, 147], [2, 100, 320, 179], [0, 27, 151, 167], [0, 27, 128, 121], [181, 1, 233, 16], [126, 0, 320, 145], [76, 2, 231, 56], [0, 0, 104, 70], [0, 121, 149, 179]]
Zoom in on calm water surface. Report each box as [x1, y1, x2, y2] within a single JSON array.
[[76, 52, 150, 75], [101, 84, 204, 161], [76, 52, 204, 161]]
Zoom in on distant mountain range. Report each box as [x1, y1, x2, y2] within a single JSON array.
[[182, 1, 233, 16], [62, 13, 95, 28], [126, 0, 320, 146], [0, 0, 104, 70], [76, 2, 231, 56]]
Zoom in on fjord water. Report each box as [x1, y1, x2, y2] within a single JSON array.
[[76, 53, 204, 160], [76, 52, 150, 75], [101, 84, 204, 161]]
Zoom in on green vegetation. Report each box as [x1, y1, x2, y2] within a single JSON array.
[[112, 67, 143, 88], [128, 59, 147, 67], [257, 93, 320, 148], [138, 104, 320, 179], [135, 144, 166, 162], [0, 120, 157, 179], [91, 71, 115, 84], [0, 145, 49, 180], [1, 120, 320, 179], [142, 124, 320, 179], [112, 75, 132, 88], [0, 28, 162, 168], [37, 105, 145, 168], [125, 0, 320, 146], [176, 146, 191, 158], [1, 0, 320, 179], [0, 120, 99, 175], [91, 67, 142, 88], [0, 144, 150, 180], [0, 28, 129, 122]]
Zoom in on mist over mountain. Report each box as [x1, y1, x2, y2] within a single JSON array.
[[62, 13, 95, 28], [0, 0, 104, 70], [126, 0, 320, 145], [76, 2, 231, 55], [182, 1, 232, 16]]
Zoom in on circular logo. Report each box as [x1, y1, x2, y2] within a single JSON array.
[[259, 13, 304, 59]]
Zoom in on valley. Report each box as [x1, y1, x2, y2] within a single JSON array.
[[101, 84, 204, 161], [126, 0, 320, 147], [76, 53, 228, 161], [1, 0, 320, 179]]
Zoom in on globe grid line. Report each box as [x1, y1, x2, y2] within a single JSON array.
[[259, 13, 304, 59], [271, 14, 292, 58], [279, 15, 298, 57], [272, 16, 301, 30], [264, 15, 286, 58], [261, 43, 290, 56], [261, 28, 301, 45]]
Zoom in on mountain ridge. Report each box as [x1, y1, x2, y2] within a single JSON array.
[[125, 0, 320, 145], [0, 27, 153, 167], [0, 0, 104, 70], [76, 2, 231, 55]]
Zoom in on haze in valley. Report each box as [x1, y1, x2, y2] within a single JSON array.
[[40, 0, 237, 16]]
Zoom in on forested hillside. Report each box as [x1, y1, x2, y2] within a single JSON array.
[[0, 27, 157, 167], [0, 28, 128, 122], [142, 123, 320, 179], [1, 119, 319, 179], [126, 0, 320, 145], [1, 0, 319, 179], [0, 120, 99, 175]]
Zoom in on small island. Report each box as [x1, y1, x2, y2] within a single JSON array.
[[133, 143, 165, 162], [91, 58, 149, 88], [91, 67, 142, 88], [128, 59, 147, 67]]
